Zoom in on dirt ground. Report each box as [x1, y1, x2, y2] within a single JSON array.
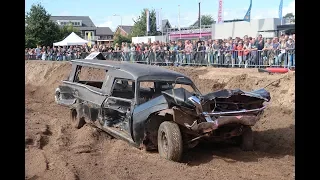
[[25, 61, 295, 180]]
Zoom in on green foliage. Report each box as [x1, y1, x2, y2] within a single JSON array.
[[60, 23, 81, 39], [113, 33, 132, 46], [283, 13, 295, 23], [200, 15, 215, 26], [25, 4, 61, 48], [191, 15, 215, 27], [131, 9, 161, 37]]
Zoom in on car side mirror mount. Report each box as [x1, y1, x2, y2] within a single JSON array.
[[188, 96, 203, 114]]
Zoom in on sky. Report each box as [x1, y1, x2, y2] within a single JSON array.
[[25, 0, 295, 31]]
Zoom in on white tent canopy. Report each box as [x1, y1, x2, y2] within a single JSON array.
[[53, 32, 88, 46]]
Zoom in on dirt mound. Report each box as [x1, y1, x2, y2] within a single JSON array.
[[25, 61, 295, 180]]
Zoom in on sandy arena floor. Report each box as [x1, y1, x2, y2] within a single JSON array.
[[25, 61, 295, 180]]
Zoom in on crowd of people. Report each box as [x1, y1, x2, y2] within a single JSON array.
[[25, 33, 295, 68]]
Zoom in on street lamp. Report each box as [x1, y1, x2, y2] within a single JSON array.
[[198, 0, 202, 39], [113, 14, 122, 26]]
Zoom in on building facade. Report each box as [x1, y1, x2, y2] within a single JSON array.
[[114, 26, 133, 37], [211, 18, 285, 39], [50, 16, 114, 45]]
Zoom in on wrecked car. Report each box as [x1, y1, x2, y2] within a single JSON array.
[[55, 59, 271, 162]]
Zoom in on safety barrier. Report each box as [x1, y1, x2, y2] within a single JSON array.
[[26, 49, 295, 69], [25, 53, 88, 61]]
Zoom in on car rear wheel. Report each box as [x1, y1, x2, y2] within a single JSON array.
[[157, 121, 183, 162], [70, 108, 86, 129], [240, 126, 253, 151], [54, 88, 61, 103]]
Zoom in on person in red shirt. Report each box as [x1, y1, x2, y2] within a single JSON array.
[[135, 44, 141, 62], [236, 41, 244, 67]]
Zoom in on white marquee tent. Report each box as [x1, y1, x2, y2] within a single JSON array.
[[53, 32, 88, 46]]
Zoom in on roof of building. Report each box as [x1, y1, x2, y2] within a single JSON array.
[[118, 25, 133, 34], [96, 27, 113, 36], [71, 59, 193, 83], [50, 16, 96, 27]]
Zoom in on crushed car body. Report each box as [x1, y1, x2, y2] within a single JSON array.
[[55, 59, 271, 162]]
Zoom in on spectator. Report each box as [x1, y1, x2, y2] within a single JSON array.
[[212, 40, 220, 64], [90, 45, 98, 52], [185, 40, 193, 64], [36, 45, 41, 60], [236, 41, 244, 67], [243, 40, 251, 68], [41, 46, 47, 60], [286, 38, 295, 69], [204, 41, 211, 65], [292, 34, 295, 42], [224, 42, 232, 66], [122, 42, 129, 61], [275, 38, 288, 66], [66, 46, 74, 60], [176, 41, 185, 66], [262, 38, 274, 66], [25, 48, 29, 60], [130, 43, 136, 62], [25, 33, 295, 69]]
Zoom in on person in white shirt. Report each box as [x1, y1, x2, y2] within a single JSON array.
[[130, 43, 136, 62], [90, 45, 98, 52], [122, 43, 130, 61], [275, 38, 287, 66], [242, 40, 251, 68]]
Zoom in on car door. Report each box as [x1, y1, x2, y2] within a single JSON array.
[[101, 78, 136, 137]]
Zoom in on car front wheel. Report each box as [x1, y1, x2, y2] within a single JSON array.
[[157, 121, 183, 162], [240, 126, 253, 151], [70, 108, 85, 129]]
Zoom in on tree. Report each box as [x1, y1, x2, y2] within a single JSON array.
[[190, 15, 215, 27], [200, 15, 215, 26], [113, 33, 132, 46], [60, 23, 81, 39], [25, 4, 61, 48], [131, 9, 160, 37], [283, 13, 295, 23]]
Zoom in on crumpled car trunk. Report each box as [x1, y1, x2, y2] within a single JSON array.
[[161, 88, 271, 135], [201, 88, 270, 114]]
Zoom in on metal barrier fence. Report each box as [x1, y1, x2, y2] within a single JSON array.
[[25, 49, 295, 68], [25, 53, 87, 61]]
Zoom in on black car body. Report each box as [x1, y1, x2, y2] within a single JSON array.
[[55, 59, 271, 162]]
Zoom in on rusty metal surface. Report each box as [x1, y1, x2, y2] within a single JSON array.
[[172, 107, 198, 127], [216, 115, 258, 126]]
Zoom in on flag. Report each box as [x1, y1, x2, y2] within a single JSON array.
[[156, 9, 162, 31], [279, 0, 283, 24], [87, 32, 91, 47], [146, 9, 150, 32], [217, 0, 224, 24], [243, 0, 252, 22]]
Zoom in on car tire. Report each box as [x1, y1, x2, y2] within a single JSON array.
[[240, 126, 253, 151], [54, 88, 61, 103], [70, 108, 86, 129], [157, 121, 183, 162]]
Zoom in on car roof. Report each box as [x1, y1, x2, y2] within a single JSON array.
[[71, 59, 194, 84]]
